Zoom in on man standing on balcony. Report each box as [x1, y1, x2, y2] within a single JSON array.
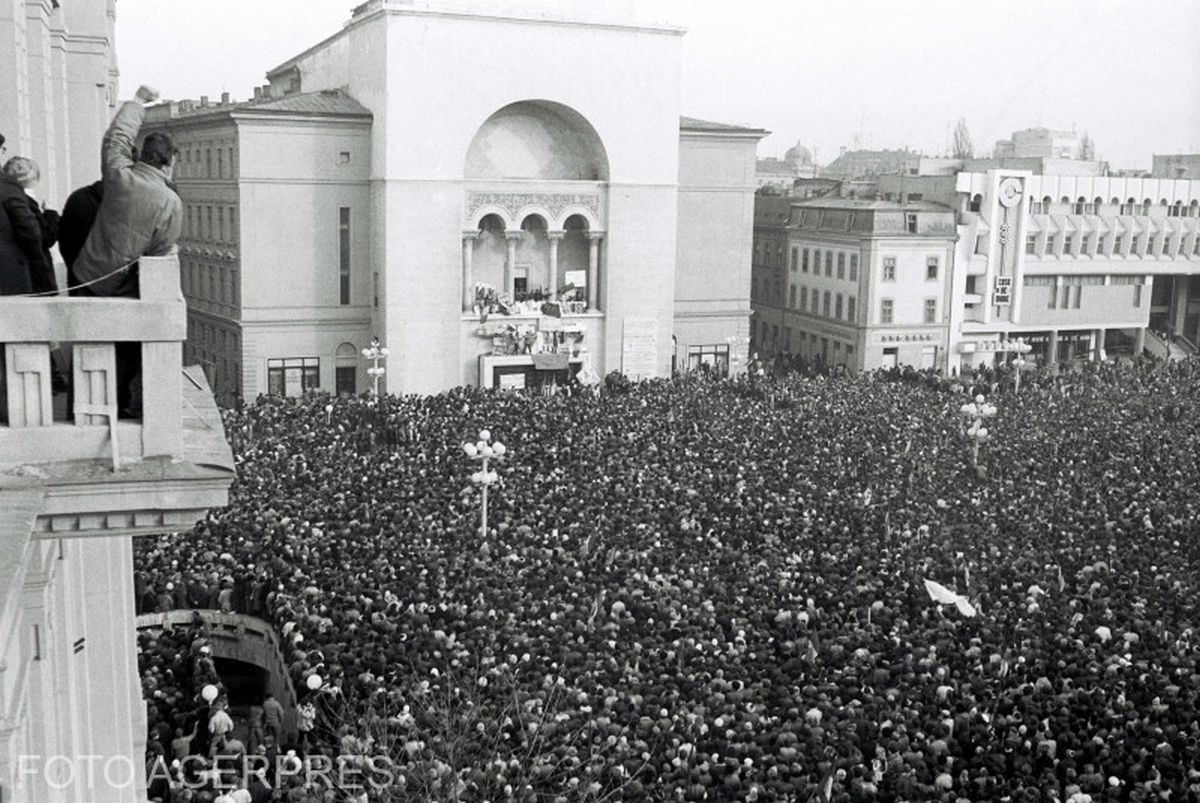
[[73, 84, 181, 297], [72, 84, 182, 416]]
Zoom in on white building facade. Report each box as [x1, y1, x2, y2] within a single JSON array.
[[248, 0, 763, 395]]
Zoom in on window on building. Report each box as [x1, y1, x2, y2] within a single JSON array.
[[811, 287, 819, 313], [687, 344, 731, 375], [800, 286, 808, 311], [837, 253, 845, 279], [1061, 284, 1072, 309], [926, 256, 939, 280], [206, 149, 212, 177], [924, 298, 937, 324], [849, 254, 858, 281], [789, 285, 797, 308], [1115, 236, 1124, 254], [206, 206, 213, 240], [339, 207, 351, 305], [1081, 238, 1091, 257], [824, 252, 833, 277], [847, 296, 856, 322], [881, 298, 894, 324], [791, 247, 799, 272], [1162, 237, 1171, 255], [1026, 235, 1037, 255], [1063, 236, 1073, 256], [217, 148, 225, 178], [822, 291, 831, 317], [906, 213, 918, 233], [883, 256, 897, 281], [802, 249, 810, 273], [267, 357, 320, 396], [1073, 285, 1082, 309], [835, 293, 843, 320]]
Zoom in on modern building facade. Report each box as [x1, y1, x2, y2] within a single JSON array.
[[753, 171, 1200, 373], [994, 127, 1086, 160], [148, 0, 764, 397], [751, 197, 957, 371]]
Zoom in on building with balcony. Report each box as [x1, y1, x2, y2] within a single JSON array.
[[751, 197, 957, 371], [142, 91, 374, 401], [0, 255, 235, 802], [145, 0, 758, 396], [877, 171, 1200, 371]]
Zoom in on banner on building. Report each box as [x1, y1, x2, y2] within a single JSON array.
[[622, 319, 658, 381]]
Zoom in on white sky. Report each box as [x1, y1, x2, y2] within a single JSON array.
[[116, 0, 1200, 170]]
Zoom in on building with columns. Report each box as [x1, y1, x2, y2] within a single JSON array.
[[142, 0, 763, 398], [0, 0, 118, 213]]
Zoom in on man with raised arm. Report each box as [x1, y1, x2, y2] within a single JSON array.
[[72, 84, 181, 299]]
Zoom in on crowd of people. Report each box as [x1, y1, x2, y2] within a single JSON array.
[[132, 356, 1200, 802]]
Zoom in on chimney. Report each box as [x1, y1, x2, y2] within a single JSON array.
[[221, 92, 230, 105], [200, 95, 209, 108], [253, 87, 262, 101]]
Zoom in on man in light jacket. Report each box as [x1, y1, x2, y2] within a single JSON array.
[[73, 84, 181, 298]]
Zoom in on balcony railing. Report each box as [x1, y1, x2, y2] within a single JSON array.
[[0, 254, 188, 468]]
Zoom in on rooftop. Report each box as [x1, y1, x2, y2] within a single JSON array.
[[145, 90, 372, 123], [680, 116, 769, 137], [792, 198, 954, 213]]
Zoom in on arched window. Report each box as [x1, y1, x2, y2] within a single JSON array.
[[969, 193, 982, 213], [1142, 199, 1153, 215], [1074, 196, 1086, 214], [335, 343, 358, 396]]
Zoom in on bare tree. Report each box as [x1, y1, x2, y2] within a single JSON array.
[[953, 118, 974, 160]]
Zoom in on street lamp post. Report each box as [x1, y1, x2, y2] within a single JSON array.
[[1011, 340, 1033, 393], [362, 337, 390, 397], [463, 429, 508, 537], [960, 394, 998, 468]]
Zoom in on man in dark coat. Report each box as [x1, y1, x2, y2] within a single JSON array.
[[58, 179, 104, 289], [0, 160, 46, 295]]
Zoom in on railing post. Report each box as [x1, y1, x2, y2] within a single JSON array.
[[138, 255, 184, 458], [5, 343, 53, 427], [73, 344, 118, 425]]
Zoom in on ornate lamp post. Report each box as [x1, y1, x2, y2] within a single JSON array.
[[960, 394, 997, 467], [362, 337, 390, 397], [463, 429, 508, 537], [1011, 340, 1033, 393]]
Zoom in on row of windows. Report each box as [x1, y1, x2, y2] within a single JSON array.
[[796, 247, 861, 282], [787, 285, 859, 324], [880, 297, 939, 325], [1025, 232, 1200, 259], [1026, 197, 1200, 217], [179, 144, 237, 180], [756, 322, 856, 365], [183, 258, 240, 308], [185, 203, 239, 245], [881, 255, 940, 282]]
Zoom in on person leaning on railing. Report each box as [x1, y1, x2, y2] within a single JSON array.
[[71, 84, 182, 417]]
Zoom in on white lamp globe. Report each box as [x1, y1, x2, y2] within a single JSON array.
[[479, 429, 491, 442], [306, 674, 323, 691], [201, 684, 219, 703], [975, 394, 985, 404], [977, 427, 989, 440], [464, 443, 478, 457], [493, 442, 507, 457], [481, 445, 494, 458]]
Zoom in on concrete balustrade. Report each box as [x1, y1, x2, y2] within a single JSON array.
[[0, 254, 188, 467]]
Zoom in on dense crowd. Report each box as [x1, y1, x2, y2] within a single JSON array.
[[135, 358, 1200, 801]]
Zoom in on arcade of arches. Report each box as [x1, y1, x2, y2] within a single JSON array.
[[461, 101, 608, 314]]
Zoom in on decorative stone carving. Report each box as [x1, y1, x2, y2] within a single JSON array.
[[467, 193, 600, 223]]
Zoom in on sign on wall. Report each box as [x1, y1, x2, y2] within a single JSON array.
[[622, 319, 659, 381], [993, 276, 1013, 306]]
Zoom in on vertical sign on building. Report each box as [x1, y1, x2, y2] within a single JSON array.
[[622, 319, 658, 381]]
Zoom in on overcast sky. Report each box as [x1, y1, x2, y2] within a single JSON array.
[[116, 0, 1200, 170]]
